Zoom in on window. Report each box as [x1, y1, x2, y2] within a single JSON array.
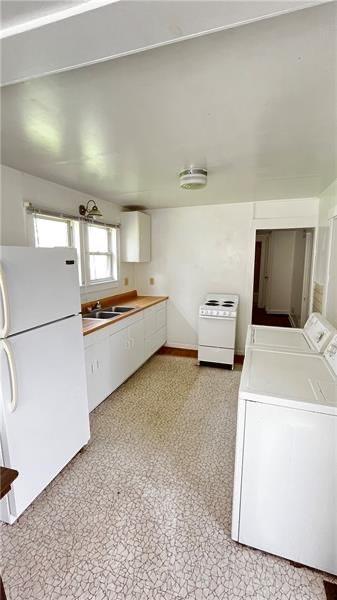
[[33, 214, 82, 282], [85, 223, 117, 283], [34, 214, 72, 248], [32, 212, 118, 287]]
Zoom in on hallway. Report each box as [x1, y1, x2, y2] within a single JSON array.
[[252, 306, 292, 327]]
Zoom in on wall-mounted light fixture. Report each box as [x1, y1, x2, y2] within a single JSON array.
[[79, 199, 102, 219]]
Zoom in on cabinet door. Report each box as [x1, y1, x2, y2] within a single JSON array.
[[152, 326, 167, 353], [144, 309, 157, 338], [128, 319, 145, 374], [110, 327, 129, 391], [85, 337, 110, 413], [156, 306, 166, 331]]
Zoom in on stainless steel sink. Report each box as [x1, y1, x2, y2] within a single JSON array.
[[83, 310, 120, 319], [107, 306, 135, 313]]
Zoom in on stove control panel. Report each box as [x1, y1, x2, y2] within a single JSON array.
[[200, 308, 237, 318]]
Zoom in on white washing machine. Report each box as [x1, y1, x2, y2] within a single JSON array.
[[232, 334, 337, 575], [246, 312, 335, 354]]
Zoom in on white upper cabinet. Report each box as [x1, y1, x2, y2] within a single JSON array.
[[120, 211, 151, 262]]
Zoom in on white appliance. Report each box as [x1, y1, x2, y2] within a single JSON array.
[[246, 312, 335, 354], [232, 334, 337, 575], [0, 246, 90, 524], [198, 293, 239, 368]]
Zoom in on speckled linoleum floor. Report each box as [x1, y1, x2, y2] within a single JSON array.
[[1, 355, 335, 600]]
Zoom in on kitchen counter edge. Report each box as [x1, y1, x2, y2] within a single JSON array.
[[82, 295, 168, 336]]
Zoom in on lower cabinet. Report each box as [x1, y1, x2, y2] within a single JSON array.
[[84, 301, 167, 413], [144, 303, 167, 360], [85, 335, 111, 413]]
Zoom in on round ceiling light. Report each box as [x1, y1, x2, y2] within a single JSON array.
[[179, 168, 207, 190]]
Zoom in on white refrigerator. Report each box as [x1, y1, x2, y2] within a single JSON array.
[[0, 246, 90, 524]]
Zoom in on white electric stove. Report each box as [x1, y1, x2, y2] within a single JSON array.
[[246, 312, 335, 354], [232, 334, 337, 575], [198, 294, 239, 368]]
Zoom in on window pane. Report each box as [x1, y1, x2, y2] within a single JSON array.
[[88, 225, 108, 253], [34, 216, 69, 247], [89, 254, 111, 280]]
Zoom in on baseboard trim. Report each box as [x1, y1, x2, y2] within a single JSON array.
[[158, 346, 198, 358], [158, 346, 244, 364]]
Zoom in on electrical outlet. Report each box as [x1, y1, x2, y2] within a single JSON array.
[[123, 277, 129, 286], [149, 277, 155, 285]]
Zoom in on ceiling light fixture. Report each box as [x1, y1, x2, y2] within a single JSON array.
[[79, 199, 102, 219], [179, 168, 207, 190]]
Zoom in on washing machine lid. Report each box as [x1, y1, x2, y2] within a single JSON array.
[[247, 313, 335, 354], [247, 325, 311, 352], [240, 348, 337, 415]]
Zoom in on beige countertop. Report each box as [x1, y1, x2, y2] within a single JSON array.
[[82, 291, 168, 336]]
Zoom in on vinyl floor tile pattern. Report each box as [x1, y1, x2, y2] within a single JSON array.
[[1, 356, 335, 600]]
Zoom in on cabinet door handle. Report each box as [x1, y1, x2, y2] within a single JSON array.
[[96, 359, 99, 369], [91, 363, 94, 374]]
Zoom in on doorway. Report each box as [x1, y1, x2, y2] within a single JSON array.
[[252, 228, 314, 328]]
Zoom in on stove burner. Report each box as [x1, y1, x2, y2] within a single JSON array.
[[206, 301, 219, 306], [222, 302, 234, 306]]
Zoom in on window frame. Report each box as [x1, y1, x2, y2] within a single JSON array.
[[33, 213, 73, 249], [83, 222, 118, 285], [30, 210, 120, 290]]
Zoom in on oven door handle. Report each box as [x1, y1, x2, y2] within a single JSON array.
[[199, 315, 236, 320]]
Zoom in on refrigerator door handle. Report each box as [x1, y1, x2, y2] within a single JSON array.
[[0, 264, 10, 337], [2, 340, 18, 413]]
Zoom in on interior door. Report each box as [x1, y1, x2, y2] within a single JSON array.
[[0, 315, 90, 521]]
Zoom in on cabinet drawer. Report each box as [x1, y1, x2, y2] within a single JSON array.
[[198, 345, 234, 365]]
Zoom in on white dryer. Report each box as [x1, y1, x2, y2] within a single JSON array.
[[232, 334, 337, 575], [246, 312, 335, 354]]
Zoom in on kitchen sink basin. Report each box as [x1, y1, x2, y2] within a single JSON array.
[[83, 311, 120, 319], [107, 306, 135, 313]]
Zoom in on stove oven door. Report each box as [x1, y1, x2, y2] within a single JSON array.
[[198, 315, 236, 349]]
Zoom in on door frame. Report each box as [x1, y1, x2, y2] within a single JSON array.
[[255, 233, 270, 309], [300, 231, 314, 327], [248, 218, 318, 329], [323, 204, 337, 321]]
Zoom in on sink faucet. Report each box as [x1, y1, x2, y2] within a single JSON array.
[[94, 301, 102, 310]]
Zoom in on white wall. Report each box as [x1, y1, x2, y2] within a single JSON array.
[[0, 165, 135, 301], [135, 198, 319, 354], [266, 230, 296, 314]]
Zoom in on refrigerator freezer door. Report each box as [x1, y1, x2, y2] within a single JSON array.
[[0, 246, 81, 338], [0, 315, 90, 523]]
